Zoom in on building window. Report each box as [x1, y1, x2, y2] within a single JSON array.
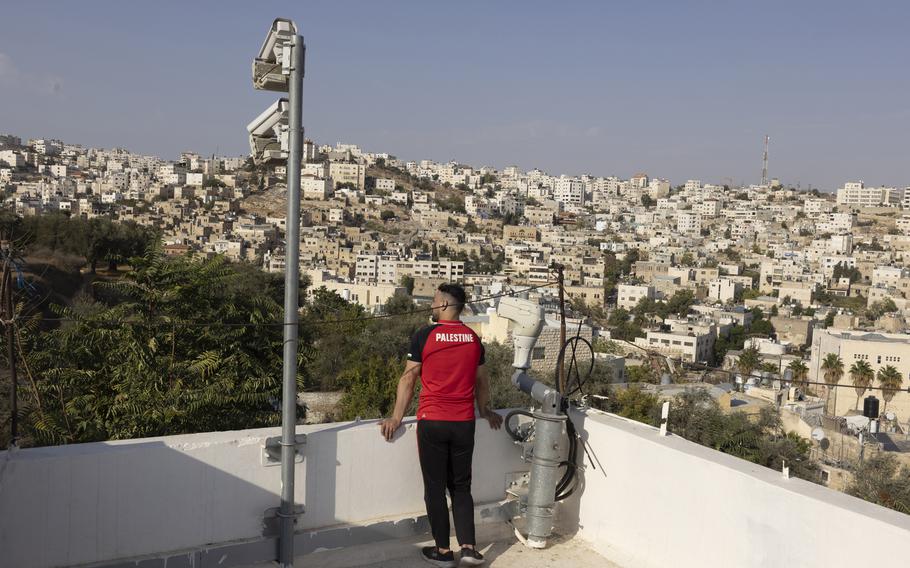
[[532, 347, 546, 360]]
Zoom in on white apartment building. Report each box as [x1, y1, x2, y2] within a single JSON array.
[[698, 200, 721, 217], [553, 176, 584, 207], [0, 150, 24, 168], [803, 198, 834, 217], [708, 278, 740, 303], [816, 213, 854, 234], [30, 138, 63, 155], [301, 176, 332, 200], [617, 284, 655, 310], [635, 326, 715, 363], [375, 178, 395, 192], [836, 181, 902, 208], [185, 173, 206, 186], [810, 328, 910, 422], [676, 212, 702, 236], [328, 162, 366, 189], [872, 266, 910, 289], [684, 180, 702, 192]]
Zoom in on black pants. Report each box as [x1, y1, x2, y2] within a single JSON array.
[[417, 419, 476, 549]]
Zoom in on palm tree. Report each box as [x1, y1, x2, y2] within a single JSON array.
[[788, 359, 809, 391], [849, 360, 874, 410], [821, 353, 844, 415], [877, 365, 904, 414], [736, 347, 761, 384]]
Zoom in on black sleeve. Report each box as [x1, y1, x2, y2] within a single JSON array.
[[408, 325, 436, 363], [478, 341, 486, 366]]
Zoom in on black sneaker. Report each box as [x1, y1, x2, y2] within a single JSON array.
[[460, 547, 485, 566], [421, 546, 456, 568]]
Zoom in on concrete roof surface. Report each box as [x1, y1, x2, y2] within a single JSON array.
[[251, 532, 620, 568]]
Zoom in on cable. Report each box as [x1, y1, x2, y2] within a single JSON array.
[[608, 337, 910, 394], [10, 280, 559, 329]]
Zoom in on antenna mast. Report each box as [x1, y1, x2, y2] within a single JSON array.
[[761, 135, 770, 187]]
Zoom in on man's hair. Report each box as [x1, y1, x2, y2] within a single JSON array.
[[437, 283, 467, 313]]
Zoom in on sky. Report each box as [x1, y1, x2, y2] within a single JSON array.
[[1, 1, 908, 190]]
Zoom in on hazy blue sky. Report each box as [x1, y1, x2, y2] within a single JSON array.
[[1, 1, 908, 189]]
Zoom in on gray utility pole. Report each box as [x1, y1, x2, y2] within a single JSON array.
[[1, 241, 17, 447], [248, 17, 305, 567], [279, 32, 305, 568]]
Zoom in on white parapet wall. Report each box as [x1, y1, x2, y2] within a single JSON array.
[[571, 408, 910, 568], [0, 417, 526, 568]]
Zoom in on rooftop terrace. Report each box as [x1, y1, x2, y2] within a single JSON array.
[[2, 408, 909, 567]]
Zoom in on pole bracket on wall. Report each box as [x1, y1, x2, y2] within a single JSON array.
[[262, 433, 306, 466], [263, 504, 306, 536]]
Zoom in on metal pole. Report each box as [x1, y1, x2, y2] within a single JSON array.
[[279, 34, 304, 568], [2, 246, 18, 447], [556, 264, 566, 393]]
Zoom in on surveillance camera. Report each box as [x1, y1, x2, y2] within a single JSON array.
[[497, 296, 545, 369], [252, 18, 301, 92], [247, 99, 290, 164], [247, 99, 289, 137], [257, 18, 297, 62]]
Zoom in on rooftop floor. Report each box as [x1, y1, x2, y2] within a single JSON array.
[[249, 528, 619, 568]]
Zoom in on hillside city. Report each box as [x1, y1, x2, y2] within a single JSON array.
[[1, 131, 910, 511]]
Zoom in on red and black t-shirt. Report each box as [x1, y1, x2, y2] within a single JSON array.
[[408, 319, 486, 421]]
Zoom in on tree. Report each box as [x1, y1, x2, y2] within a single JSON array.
[[608, 386, 659, 424], [788, 359, 809, 391], [821, 353, 844, 415], [640, 195, 655, 208], [736, 347, 762, 381], [380, 209, 396, 221], [849, 360, 874, 410], [13, 249, 297, 446], [847, 454, 910, 514], [877, 365, 904, 414], [678, 251, 694, 267], [399, 274, 415, 295]]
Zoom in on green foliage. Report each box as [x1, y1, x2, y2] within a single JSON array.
[[867, 298, 898, 320], [849, 360, 874, 409], [606, 308, 644, 341], [12, 249, 295, 446], [713, 324, 746, 365], [847, 454, 910, 514], [400, 274, 415, 295], [832, 261, 862, 283], [0, 210, 157, 272], [736, 347, 762, 378], [788, 359, 809, 390], [607, 386, 659, 424], [436, 192, 466, 214], [667, 389, 818, 480], [877, 365, 904, 411], [304, 288, 429, 417], [626, 364, 656, 384], [632, 290, 695, 321]]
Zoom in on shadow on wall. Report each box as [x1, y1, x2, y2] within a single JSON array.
[[0, 439, 278, 568], [0, 417, 526, 568]]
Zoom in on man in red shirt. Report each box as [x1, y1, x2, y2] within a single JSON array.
[[380, 283, 502, 567]]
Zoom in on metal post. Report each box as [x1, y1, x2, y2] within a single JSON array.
[[556, 265, 566, 393], [2, 245, 17, 447], [278, 34, 305, 568]]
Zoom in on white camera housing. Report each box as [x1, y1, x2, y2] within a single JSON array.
[[252, 18, 298, 92], [497, 297, 545, 369], [247, 99, 289, 164]]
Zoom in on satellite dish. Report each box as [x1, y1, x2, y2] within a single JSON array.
[[820, 438, 830, 451], [811, 428, 826, 442], [885, 412, 896, 421]]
